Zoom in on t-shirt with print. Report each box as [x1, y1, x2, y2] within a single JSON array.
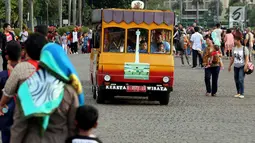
[[232, 46, 249, 68], [5, 33, 13, 43], [66, 135, 103, 143]]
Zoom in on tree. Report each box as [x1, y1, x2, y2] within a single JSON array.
[[68, 0, 71, 26], [5, 0, 11, 23], [78, 0, 82, 26], [208, 1, 223, 18], [72, 0, 77, 25], [29, 0, 34, 32], [92, 0, 133, 9], [192, 0, 203, 24], [19, 0, 23, 29], [59, 0, 62, 27]]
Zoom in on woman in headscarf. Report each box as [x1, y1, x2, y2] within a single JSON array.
[[0, 33, 84, 143]]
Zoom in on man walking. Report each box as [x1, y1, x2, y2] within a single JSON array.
[[0, 23, 15, 70], [190, 26, 203, 68]]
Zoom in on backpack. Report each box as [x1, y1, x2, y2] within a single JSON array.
[[243, 46, 254, 75]]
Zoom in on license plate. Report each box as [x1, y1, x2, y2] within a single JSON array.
[[126, 86, 146, 92]]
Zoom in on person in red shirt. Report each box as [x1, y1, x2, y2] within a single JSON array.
[[0, 23, 15, 70]]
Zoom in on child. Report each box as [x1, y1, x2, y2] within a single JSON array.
[[206, 45, 224, 69], [0, 41, 21, 143], [157, 42, 166, 53], [66, 105, 102, 143], [82, 33, 89, 54]]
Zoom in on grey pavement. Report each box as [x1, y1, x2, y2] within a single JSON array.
[[71, 54, 255, 143], [1, 54, 255, 143]]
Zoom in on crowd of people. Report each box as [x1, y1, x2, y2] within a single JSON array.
[[0, 23, 102, 143], [47, 27, 93, 54], [174, 23, 254, 98]]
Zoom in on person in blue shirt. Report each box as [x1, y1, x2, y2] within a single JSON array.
[[151, 33, 170, 53], [139, 40, 148, 53], [82, 33, 89, 53], [0, 41, 21, 143]]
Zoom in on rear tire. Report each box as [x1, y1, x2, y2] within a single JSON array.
[[96, 86, 105, 104], [159, 92, 170, 105]]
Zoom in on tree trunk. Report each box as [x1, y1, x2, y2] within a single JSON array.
[[72, 0, 77, 25], [59, 0, 63, 27], [216, 0, 220, 23], [180, 0, 182, 24], [68, 0, 72, 26], [196, 1, 199, 24], [78, 0, 82, 26], [46, 1, 49, 26], [5, 0, 11, 24], [19, 0, 23, 29], [29, 0, 34, 32]]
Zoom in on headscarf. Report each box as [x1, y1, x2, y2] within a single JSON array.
[[18, 43, 84, 133]]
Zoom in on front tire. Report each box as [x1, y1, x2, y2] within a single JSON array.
[[159, 92, 170, 105], [96, 86, 105, 104]]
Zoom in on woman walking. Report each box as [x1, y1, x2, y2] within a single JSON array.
[[224, 29, 234, 59], [228, 35, 249, 99], [203, 36, 222, 96]]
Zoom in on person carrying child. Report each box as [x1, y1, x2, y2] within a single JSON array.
[[0, 41, 21, 143], [66, 105, 102, 143], [205, 45, 224, 69]]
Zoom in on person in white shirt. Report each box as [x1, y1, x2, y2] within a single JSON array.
[[190, 26, 203, 68], [88, 29, 93, 40], [19, 27, 28, 45], [72, 28, 78, 54]]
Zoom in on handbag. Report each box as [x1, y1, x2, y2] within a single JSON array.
[[243, 46, 254, 75]]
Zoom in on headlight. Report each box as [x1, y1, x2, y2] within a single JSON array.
[[163, 76, 169, 83], [104, 75, 111, 81]]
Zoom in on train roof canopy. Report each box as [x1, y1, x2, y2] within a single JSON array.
[[92, 9, 175, 26]]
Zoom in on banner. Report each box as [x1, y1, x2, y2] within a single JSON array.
[[229, 6, 245, 28], [124, 62, 150, 80]]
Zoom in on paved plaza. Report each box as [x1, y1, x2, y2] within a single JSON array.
[[1, 54, 255, 143], [72, 54, 255, 143]]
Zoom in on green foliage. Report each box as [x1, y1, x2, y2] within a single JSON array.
[[67, 25, 75, 32], [81, 27, 89, 33], [13, 28, 21, 36], [92, 0, 133, 9], [56, 26, 88, 35], [191, 0, 204, 6], [57, 27, 69, 35], [208, 1, 223, 16]]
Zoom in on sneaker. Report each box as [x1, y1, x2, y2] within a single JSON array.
[[239, 95, 244, 99], [234, 94, 240, 98], [205, 93, 210, 96]]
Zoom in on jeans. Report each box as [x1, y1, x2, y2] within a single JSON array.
[[1, 127, 10, 143], [204, 66, 220, 94], [192, 49, 202, 67], [234, 66, 245, 95], [180, 49, 190, 65], [1, 53, 7, 70]]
